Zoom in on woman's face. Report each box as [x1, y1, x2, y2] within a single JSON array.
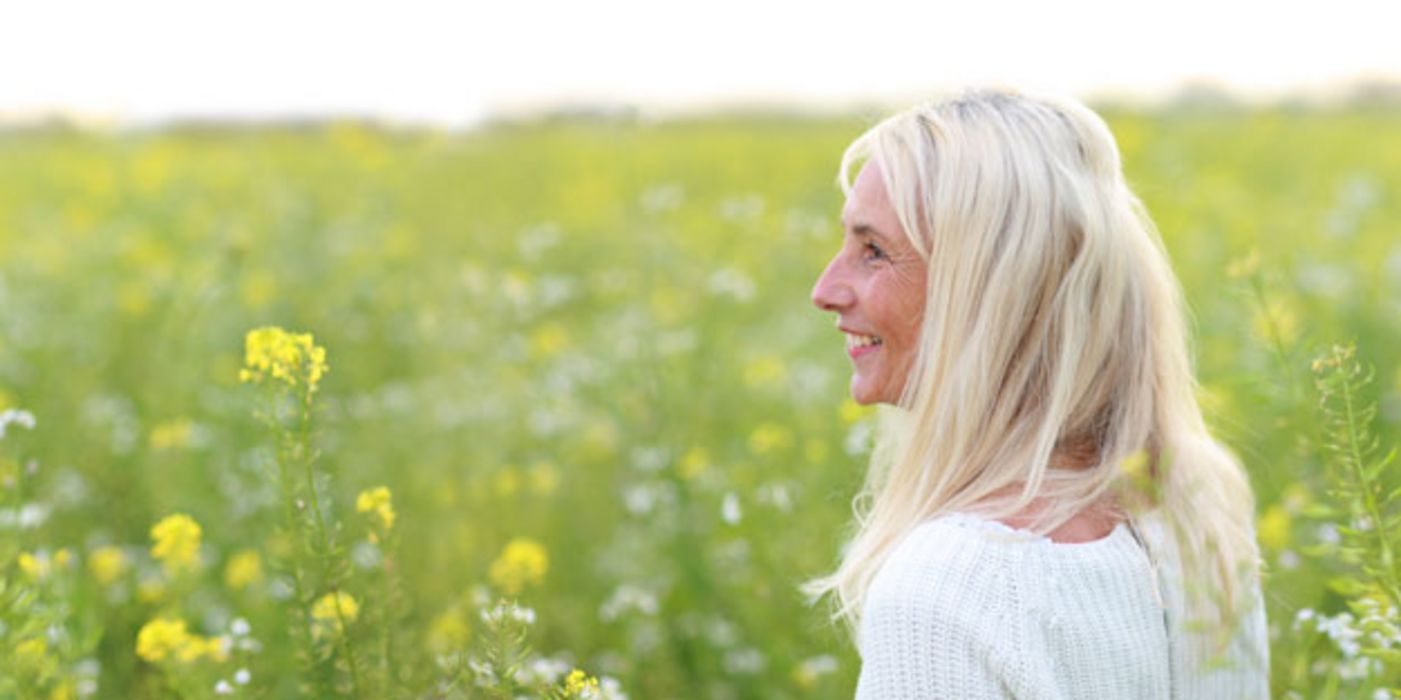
[[811, 162, 928, 405]]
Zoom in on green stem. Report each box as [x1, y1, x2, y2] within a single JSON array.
[[270, 392, 319, 692], [1337, 364, 1401, 605], [297, 387, 365, 697]]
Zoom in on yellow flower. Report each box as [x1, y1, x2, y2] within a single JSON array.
[[679, 447, 710, 480], [224, 549, 264, 591], [136, 618, 191, 663], [18, 551, 49, 580], [311, 591, 360, 638], [356, 486, 396, 532], [528, 462, 559, 495], [53, 548, 73, 569], [238, 326, 329, 393], [839, 397, 870, 424], [150, 513, 202, 574], [1257, 504, 1292, 550], [14, 636, 52, 676], [488, 537, 549, 595], [528, 323, 571, 358], [136, 617, 227, 664], [426, 606, 470, 654], [563, 669, 600, 696], [137, 577, 167, 603], [149, 418, 196, 450], [89, 546, 128, 585], [742, 356, 787, 388], [747, 422, 794, 455]]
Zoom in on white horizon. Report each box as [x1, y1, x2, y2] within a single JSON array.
[[2, 0, 1396, 128]]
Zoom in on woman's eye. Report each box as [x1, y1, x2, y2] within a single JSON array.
[[863, 243, 887, 261]]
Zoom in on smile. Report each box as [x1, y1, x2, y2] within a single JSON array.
[[846, 332, 882, 358]]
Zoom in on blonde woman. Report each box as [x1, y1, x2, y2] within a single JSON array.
[[806, 88, 1269, 698]]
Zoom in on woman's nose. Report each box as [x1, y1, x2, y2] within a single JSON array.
[[811, 256, 855, 311]]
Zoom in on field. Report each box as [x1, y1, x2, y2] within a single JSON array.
[[0, 106, 1399, 698]]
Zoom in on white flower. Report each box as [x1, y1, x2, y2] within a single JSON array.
[[234, 668, 251, 685], [230, 618, 251, 637], [0, 409, 36, 440], [721, 493, 742, 525], [214, 679, 234, 695]]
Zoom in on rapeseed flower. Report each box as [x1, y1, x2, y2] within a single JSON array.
[[136, 618, 191, 662], [18, 551, 49, 580], [13, 636, 53, 676], [563, 669, 600, 697], [356, 486, 396, 533], [311, 591, 359, 638], [747, 422, 794, 455], [136, 617, 228, 663], [89, 546, 128, 585], [224, 549, 264, 591], [426, 606, 470, 654], [1258, 504, 1292, 550], [150, 513, 202, 574], [238, 326, 329, 394], [488, 537, 549, 595]]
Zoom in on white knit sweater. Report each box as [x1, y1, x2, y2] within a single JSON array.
[[855, 510, 1270, 699]]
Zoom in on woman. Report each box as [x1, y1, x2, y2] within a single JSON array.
[[805, 88, 1269, 698]]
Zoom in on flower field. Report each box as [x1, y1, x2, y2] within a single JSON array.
[[0, 107, 1398, 698]]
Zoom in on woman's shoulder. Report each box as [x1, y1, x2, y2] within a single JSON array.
[[865, 510, 1153, 625]]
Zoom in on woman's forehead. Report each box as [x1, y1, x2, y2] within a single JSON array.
[[843, 162, 895, 229]]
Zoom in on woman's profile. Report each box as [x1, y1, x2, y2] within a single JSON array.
[[804, 88, 1270, 698]]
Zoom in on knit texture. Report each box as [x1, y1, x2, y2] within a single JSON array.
[[854, 510, 1269, 699]]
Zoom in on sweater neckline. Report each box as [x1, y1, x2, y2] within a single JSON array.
[[933, 511, 1135, 549]]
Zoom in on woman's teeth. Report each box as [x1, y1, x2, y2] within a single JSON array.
[[846, 333, 882, 350]]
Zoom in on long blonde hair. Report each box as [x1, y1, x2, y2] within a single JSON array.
[[803, 87, 1262, 655]]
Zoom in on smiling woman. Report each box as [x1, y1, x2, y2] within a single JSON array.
[[803, 88, 1269, 699], [812, 164, 928, 405]]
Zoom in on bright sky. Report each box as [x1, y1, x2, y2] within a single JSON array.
[[1, 0, 1396, 127]]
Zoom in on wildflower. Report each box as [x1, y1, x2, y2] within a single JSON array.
[[18, 551, 49, 580], [137, 618, 192, 663], [488, 537, 549, 595], [747, 422, 794, 455], [481, 601, 536, 627], [237, 326, 329, 393], [792, 654, 840, 689], [310, 591, 360, 638], [0, 408, 36, 439], [215, 680, 234, 695], [563, 669, 600, 697], [13, 636, 53, 677], [742, 356, 787, 388], [356, 486, 396, 532], [839, 397, 869, 424], [679, 447, 709, 480], [426, 606, 470, 654], [224, 549, 264, 591], [528, 323, 571, 358], [137, 577, 167, 603], [89, 546, 128, 585], [1257, 504, 1292, 550], [149, 418, 197, 450], [150, 513, 202, 574]]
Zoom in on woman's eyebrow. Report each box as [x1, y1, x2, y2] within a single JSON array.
[[848, 221, 887, 242]]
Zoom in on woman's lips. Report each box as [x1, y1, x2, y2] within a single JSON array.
[[849, 344, 880, 359]]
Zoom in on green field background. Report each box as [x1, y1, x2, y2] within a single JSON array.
[[0, 106, 1399, 697]]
